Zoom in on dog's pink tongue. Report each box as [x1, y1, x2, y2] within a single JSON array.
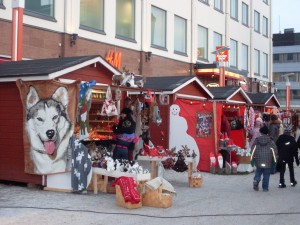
[[44, 141, 56, 155]]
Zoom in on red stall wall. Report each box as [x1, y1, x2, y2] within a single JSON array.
[[175, 99, 221, 172], [0, 82, 41, 184]]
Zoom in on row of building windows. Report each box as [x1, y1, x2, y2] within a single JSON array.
[[273, 53, 300, 63], [1, 0, 269, 76], [198, 27, 268, 77], [277, 90, 300, 101], [199, 0, 269, 37]]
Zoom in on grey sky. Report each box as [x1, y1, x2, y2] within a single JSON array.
[[272, 0, 300, 34]]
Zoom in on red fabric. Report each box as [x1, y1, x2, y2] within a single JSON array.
[[175, 99, 223, 172], [112, 176, 140, 204]]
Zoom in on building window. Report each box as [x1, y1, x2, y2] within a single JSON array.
[[230, 39, 238, 68], [213, 32, 222, 52], [262, 16, 268, 37], [151, 6, 166, 49], [80, 0, 104, 32], [261, 52, 268, 77], [116, 0, 135, 40], [254, 49, 260, 75], [200, 0, 209, 4], [254, 10, 260, 33], [214, 0, 223, 12], [263, 0, 268, 5], [241, 44, 248, 71], [0, 0, 5, 9], [174, 15, 187, 54], [287, 53, 293, 61], [242, 2, 248, 26], [25, 0, 54, 18], [197, 25, 208, 60], [230, 0, 238, 20], [273, 54, 279, 62]]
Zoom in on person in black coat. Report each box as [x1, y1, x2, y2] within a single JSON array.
[[276, 125, 299, 188]]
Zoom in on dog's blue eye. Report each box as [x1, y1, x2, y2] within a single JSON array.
[[37, 117, 43, 122], [53, 115, 58, 120]]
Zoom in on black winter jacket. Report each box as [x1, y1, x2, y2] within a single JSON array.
[[276, 134, 298, 163]]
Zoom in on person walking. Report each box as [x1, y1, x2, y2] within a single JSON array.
[[276, 125, 299, 188], [251, 126, 278, 192]]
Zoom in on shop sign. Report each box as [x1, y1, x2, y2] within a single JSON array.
[[215, 46, 229, 62], [106, 50, 122, 70]]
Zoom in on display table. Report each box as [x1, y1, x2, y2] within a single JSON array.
[[92, 167, 151, 194], [137, 156, 194, 184]]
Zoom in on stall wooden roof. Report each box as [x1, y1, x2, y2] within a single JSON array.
[[143, 76, 214, 99], [0, 55, 121, 82], [207, 86, 252, 104], [246, 92, 281, 108]]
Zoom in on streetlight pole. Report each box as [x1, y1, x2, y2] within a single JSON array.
[[212, 46, 230, 87], [281, 73, 295, 116]]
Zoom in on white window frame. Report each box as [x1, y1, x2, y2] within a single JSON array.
[[262, 16, 268, 37], [174, 15, 187, 54], [254, 10, 260, 33], [254, 49, 260, 75], [230, 0, 238, 20], [230, 39, 238, 68], [261, 52, 268, 77], [214, 0, 223, 12], [197, 25, 208, 60], [80, 0, 104, 33], [116, 0, 135, 40], [151, 6, 167, 49], [241, 44, 248, 71], [242, 2, 248, 26]]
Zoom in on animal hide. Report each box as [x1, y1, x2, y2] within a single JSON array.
[[16, 79, 81, 175]]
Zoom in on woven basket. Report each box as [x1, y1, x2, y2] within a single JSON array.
[[115, 185, 142, 209], [189, 176, 203, 188], [142, 186, 172, 208]]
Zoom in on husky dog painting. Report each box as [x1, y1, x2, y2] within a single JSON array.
[[25, 86, 74, 174]]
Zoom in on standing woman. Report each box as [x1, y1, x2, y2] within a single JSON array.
[[113, 108, 139, 161], [248, 117, 264, 149]]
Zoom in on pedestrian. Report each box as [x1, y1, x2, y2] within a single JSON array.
[[276, 125, 299, 188], [251, 125, 278, 192], [268, 114, 280, 142], [248, 117, 264, 149], [112, 108, 139, 161]]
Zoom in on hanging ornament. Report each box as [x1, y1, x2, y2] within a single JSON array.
[[144, 90, 153, 103], [115, 87, 122, 101]]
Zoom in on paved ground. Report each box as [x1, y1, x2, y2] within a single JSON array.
[[1, 164, 300, 225]]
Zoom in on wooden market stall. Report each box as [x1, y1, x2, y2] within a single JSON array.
[[247, 92, 281, 125], [207, 87, 252, 150], [130, 76, 215, 172], [0, 55, 122, 185]]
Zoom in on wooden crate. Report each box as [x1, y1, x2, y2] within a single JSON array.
[[189, 176, 203, 188], [115, 185, 142, 209], [237, 156, 251, 164]]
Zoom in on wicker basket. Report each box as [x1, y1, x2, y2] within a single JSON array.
[[115, 185, 142, 209], [189, 176, 203, 188], [142, 186, 172, 208]]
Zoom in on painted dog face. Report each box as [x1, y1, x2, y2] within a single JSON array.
[[26, 86, 70, 156]]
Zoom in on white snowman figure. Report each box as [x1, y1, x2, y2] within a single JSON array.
[[169, 104, 200, 169]]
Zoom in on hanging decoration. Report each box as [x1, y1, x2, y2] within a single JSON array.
[[100, 86, 118, 116]]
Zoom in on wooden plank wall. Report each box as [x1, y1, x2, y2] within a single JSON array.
[[0, 82, 41, 184]]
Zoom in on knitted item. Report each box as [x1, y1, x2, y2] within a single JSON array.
[[112, 176, 141, 204]]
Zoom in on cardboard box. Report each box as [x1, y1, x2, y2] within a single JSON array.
[[237, 155, 251, 164]]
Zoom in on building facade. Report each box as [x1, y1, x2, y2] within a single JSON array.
[[0, 0, 272, 91], [273, 28, 300, 110]]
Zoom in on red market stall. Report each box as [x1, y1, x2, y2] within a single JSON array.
[[247, 92, 281, 123], [207, 87, 252, 150], [0, 55, 122, 185], [131, 76, 215, 172]]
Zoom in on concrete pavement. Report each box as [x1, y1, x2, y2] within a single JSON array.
[[1, 165, 300, 225]]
